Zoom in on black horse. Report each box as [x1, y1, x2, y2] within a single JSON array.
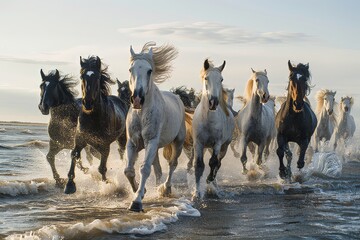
[[116, 79, 131, 109], [39, 69, 96, 186], [275, 60, 317, 180], [64, 56, 128, 194]]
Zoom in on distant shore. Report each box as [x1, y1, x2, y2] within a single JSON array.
[[0, 121, 47, 126]]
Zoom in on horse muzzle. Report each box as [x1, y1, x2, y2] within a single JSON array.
[[344, 106, 349, 112], [209, 97, 219, 111], [328, 109, 333, 115], [293, 101, 304, 113], [82, 98, 94, 114], [38, 104, 49, 115], [131, 91, 144, 110]]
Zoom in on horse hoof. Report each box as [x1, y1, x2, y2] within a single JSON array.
[[128, 201, 143, 212], [242, 169, 248, 175], [297, 161, 305, 169], [279, 170, 286, 180], [64, 181, 76, 194], [55, 178, 66, 188], [206, 175, 214, 184], [191, 192, 203, 202]]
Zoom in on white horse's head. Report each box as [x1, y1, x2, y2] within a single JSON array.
[[201, 59, 226, 111], [319, 90, 336, 115], [128, 46, 153, 109], [340, 96, 354, 113], [225, 88, 235, 107], [128, 42, 178, 110], [246, 68, 270, 103]]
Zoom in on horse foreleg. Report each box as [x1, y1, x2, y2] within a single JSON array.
[[297, 140, 309, 170], [65, 142, 85, 194], [98, 147, 110, 182], [129, 139, 158, 212], [256, 143, 265, 167], [284, 143, 293, 179], [185, 146, 194, 173], [276, 136, 287, 179], [240, 138, 248, 174], [124, 140, 139, 193], [47, 140, 63, 187], [193, 142, 205, 200], [152, 150, 162, 186]]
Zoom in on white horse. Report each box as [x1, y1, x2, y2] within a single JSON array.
[[313, 89, 337, 151], [192, 59, 235, 199], [333, 96, 356, 150], [235, 69, 275, 174], [124, 42, 187, 212]]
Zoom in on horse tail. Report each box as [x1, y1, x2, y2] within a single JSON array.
[[163, 144, 172, 161]]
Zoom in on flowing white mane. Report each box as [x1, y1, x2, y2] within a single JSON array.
[[130, 41, 178, 84]]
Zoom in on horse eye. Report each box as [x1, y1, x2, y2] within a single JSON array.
[[221, 78, 223, 82]]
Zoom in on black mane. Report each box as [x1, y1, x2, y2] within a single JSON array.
[[288, 62, 313, 96], [80, 56, 114, 96], [45, 70, 79, 100], [171, 86, 198, 108]]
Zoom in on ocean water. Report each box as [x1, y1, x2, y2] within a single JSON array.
[[0, 121, 360, 240]]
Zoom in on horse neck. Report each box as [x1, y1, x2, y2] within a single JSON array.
[[339, 109, 349, 124], [50, 102, 78, 122], [319, 106, 330, 121], [57, 84, 75, 105], [143, 81, 161, 110], [248, 92, 262, 116]]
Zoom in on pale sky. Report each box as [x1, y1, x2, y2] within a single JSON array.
[[0, 0, 359, 123]]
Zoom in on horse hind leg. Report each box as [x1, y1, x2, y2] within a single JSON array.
[[98, 147, 110, 182], [256, 143, 266, 167], [152, 150, 162, 186], [239, 138, 248, 174]]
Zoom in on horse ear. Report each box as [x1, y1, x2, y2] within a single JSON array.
[[341, 97, 344, 101], [219, 60, 226, 72], [305, 63, 309, 69], [55, 69, 60, 79], [40, 69, 46, 81], [204, 59, 210, 71], [116, 78, 121, 86], [80, 56, 84, 68], [288, 60, 294, 71], [251, 68, 255, 73], [264, 69, 267, 75], [130, 45, 135, 57], [148, 47, 153, 58], [96, 56, 101, 69]]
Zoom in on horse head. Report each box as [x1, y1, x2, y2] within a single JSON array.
[[80, 56, 102, 114], [340, 96, 353, 113], [117, 79, 131, 104], [38, 69, 61, 115], [288, 60, 311, 113], [128, 45, 153, 109], [250, 68, 270, 103], [323, 90, 336, 115], [201, 59, 226, 111]]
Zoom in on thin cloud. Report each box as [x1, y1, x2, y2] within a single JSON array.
[[118, 22, 312, 44], [0, 56, 70, 65]]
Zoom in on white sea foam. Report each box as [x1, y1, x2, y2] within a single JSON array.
[[0, 180, 51, 196], [5, 198, 200, 239]]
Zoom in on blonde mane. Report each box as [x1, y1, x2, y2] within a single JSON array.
[[200, 59, 229, 116], [130, 41, 178, 84], [244, 71, 267, 102], [315, 89, 336, 115]]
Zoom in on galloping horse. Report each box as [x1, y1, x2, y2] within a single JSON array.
[[276, 61, 317, 180], [313, 89, 337, 151], [64, 56, 128, 194], [39, 69, 94, 186], [333, 96, 356, 150], [235, 69, 275, 174], [192, 59, 234, 199], [125, 42, 187, 212]]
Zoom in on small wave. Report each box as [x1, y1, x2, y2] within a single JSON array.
[[19, 129, 34, 135], [14, 140, 49, 149], [0, 144, 13, 149], [5, 198, 200, 239], [0, 128, 6, 132], [0, 179, 52, 197]]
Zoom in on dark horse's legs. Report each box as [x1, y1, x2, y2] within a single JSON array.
[[98, 146, 110, 182], [297, 139, 309, 169], [117, 133, 127, 160], [276, 135, 288, 179], [64, 140, 86, 194], [47, 140, 63, 187], [207, 151, 219, 183]]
